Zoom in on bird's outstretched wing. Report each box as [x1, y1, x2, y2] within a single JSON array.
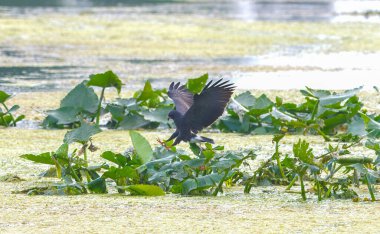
[[168, 82, 194, 115], [183, 79, 235, 132]]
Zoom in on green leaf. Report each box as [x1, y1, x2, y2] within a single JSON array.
[[182, 179, 197, 195], [234, 91, 256, 108], [361, 114, 380, 138], [293, 139, 316, 166], [140, 106, 172, 124], [64, 122, 102, 144], [196, 174, 216, 189], [61, 82, 99, 113], [118, 113, 150, 130], [106, 104, 125, 122], [126, 185, 165, 196], [336, 156, 373, 165], [186, 73, 208, 94], [14, 115, 25, 123], [251, 94, 273, 110], [87, 177, 107, 194], [56, 143, 69, 159], [0, 114, 12, 126], [102, 166, 137, 180], [189, 143, 201, 156], [347, 115, 367, 136], [100, 151, 127, 167], [20, 152, 55, 165], [0, 90, 11, 103], [87, 70, 123, 94], [7, 105, 19, 113], [129, 131, 153, 164], [134, 81, 165, 108], [319, 87, 362, 107], [46, 107, 80, 125]]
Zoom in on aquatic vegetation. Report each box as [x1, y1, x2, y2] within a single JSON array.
[[87, 70, 123, 126], [11, 72, 380, 200], [41, 71, 373, 142], [0, 90, 25, 127]]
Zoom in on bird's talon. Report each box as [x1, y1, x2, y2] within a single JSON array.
[[157, 138, 172, 150]]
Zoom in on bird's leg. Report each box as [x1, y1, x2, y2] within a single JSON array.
[[172, 137, 182, 146], [165, 130, 179, 142]]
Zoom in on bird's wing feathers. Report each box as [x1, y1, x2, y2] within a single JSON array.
[[168, 82, 194, 115], [183, 79, 235, 132]]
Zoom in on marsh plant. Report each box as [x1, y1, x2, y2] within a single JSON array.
[[0, 90, 25, 127], [17, 72, 380, 201]]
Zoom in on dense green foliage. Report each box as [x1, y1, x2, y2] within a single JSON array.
[[15, 70, 380, 201]]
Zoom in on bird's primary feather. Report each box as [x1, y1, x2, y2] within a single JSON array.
[[168, 82, 194, 115], [183, 79, 235, 132]]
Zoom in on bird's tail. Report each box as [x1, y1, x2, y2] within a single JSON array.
[[191, 135, 215, 144]]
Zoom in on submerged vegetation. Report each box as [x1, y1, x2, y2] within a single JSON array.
[[14, 71, 380, 201]]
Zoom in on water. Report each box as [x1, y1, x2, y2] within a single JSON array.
[[0, 0, 380, 92]]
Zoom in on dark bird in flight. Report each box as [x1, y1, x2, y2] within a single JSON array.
[[166, 79, 235, 146]]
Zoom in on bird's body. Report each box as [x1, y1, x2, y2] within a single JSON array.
[[166, 79, 235, 145]]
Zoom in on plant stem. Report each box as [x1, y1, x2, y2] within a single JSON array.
[[1, 103, 16, 126], [325, 184, 333, 198], [213, 170, 229, 196], [310, 100, 319, 121], [286, 175, 298, 190], [70, 167, 82, 182], [315, 128, 331, 142], [96, 87, 105, 126], [353, 169, 360, 187], [365, 174, 376, 202], [315, 174, 322, 201], [68, 157, 81, 182], [300, 175, 307, 201], [83, 145, 91, 183], [324, 164, 343, 181], [274, 141, 286, 179]]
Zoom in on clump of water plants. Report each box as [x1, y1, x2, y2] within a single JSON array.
[[0, 90, 25, 127], [17, 72, 380, 201]]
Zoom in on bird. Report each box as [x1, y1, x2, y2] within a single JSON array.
[[165, 78, 235, 146]]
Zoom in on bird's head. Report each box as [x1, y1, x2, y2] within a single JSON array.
[[168, 110, 182, 121]]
